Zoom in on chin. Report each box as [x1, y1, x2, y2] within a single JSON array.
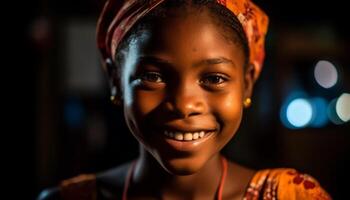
[[158, 155, 207, 176]]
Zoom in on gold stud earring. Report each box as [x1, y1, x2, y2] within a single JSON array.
[[110, 86, 121, 106], [110, 95, 121, 105], [243, 98, 252, 108]]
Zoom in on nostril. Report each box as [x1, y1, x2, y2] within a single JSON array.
[[163, 97, 206, 118], [188, 112, 201, 117]]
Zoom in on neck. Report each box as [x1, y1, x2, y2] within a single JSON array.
[[131, 147, 223, 199]]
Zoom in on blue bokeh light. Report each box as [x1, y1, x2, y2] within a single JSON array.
[[281, 95, 314, 129], [286, 98, 313, 128], [64, 97, 85, 128], [309, 97, 329, 127]]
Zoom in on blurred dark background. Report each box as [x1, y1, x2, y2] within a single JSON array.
[[15, 0, 349, 199]]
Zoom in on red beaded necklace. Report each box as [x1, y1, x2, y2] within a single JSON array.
[[122, 156, 228, 200]]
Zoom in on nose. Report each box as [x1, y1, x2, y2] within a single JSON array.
[[164, 80, 206, 118]]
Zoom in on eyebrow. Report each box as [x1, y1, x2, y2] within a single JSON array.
[[138, 56, 236, 68], [194, 57, 235, 68], [139, 56, 173, 67]]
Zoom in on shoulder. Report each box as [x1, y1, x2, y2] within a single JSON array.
[[37, 187, 60, 200], [36, 162, 133, 200], [37, 174, 97, 200], [95, 161, 132, 198], [244, 168, 332, 200]]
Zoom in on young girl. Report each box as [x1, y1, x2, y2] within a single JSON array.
[[39, 0, 332, 199]]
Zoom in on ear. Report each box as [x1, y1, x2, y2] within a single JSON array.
[[106, 61, 123, 105], [243, 63, 260, 100]]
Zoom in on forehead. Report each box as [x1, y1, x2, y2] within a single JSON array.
[[127, 8, 245, 69]]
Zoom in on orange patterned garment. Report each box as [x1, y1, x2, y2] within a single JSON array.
[[243, 168, 332, 200], [59, 168, 332, 200]]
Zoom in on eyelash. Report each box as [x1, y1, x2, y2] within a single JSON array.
[[200, 74, 228, 85], [139, 72, 163, 83], [137, 72, 229, 87]]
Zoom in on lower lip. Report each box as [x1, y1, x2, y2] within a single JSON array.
[[160, 131, 216, 152]]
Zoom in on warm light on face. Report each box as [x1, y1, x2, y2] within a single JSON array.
[[119, 11, 249, 175]]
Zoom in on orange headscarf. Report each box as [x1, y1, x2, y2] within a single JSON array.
[[97, 0, 268, 79]]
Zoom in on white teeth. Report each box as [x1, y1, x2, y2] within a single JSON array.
[[184, 133, 193, 141], [174, 132, 183, 140], [199, 131, 205, 138], [164, 130, 212, 141]]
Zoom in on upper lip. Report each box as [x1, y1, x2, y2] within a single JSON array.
[[158, 124, 217, 133]]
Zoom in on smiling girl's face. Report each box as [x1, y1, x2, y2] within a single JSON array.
[[117, 7, 255, 175]]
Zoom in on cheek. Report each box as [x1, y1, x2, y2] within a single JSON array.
[[210, 89, 244, 136], [124, 89, 164, 131], [132, 90, 164, 116]]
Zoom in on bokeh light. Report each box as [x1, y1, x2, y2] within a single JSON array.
[[309, 97, 329, 127], [284, 98, 313, 128], [314, 60, 338, 88], [336, 93, 350, 122], [64, 98, 85, 128], [327, 98, 344, 125]]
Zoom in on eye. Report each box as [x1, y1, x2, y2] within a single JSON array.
[[200, 74, 228, 85], [140, 72, 163, 83]]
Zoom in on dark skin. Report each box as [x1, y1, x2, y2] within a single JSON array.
[[38, 7, 259, 200], [112, 7, 258, 200]]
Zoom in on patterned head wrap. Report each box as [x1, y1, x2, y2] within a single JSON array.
[[97, 0, 268, 78]]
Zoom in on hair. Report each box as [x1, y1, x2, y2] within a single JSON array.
[[113, 0, 250, 85]]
